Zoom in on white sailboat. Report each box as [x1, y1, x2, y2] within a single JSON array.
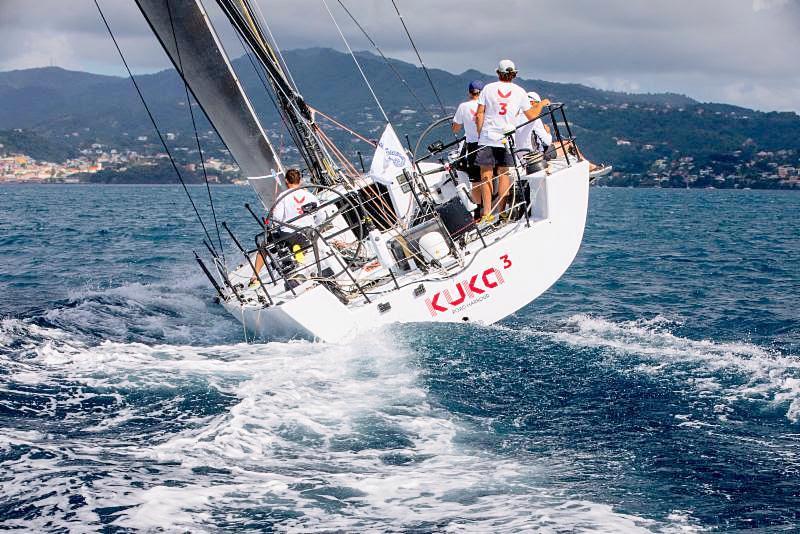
[[130, 0, 591, 342]]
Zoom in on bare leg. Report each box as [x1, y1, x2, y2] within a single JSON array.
[[250, 251, 266, 284], [470, 182, 481, 206], [496, 167, 512, 214], [478, 166, 494, 217]]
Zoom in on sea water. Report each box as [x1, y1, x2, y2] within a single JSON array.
[[0, 185, 797, 532]]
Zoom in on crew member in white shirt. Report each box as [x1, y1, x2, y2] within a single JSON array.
[[452, 80, 484, 209], [250, 168, 320, 286], [271, 169, 320, 232], [515, 91, 611, 176], [514, 91, 553, 159], [475, 59, 550, 222]]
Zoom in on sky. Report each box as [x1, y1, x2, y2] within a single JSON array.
[[0, 0, 798, 112]]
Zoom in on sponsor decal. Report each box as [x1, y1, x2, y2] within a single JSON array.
[[378, 140, 408, 168], [424, 255, 512, 317]]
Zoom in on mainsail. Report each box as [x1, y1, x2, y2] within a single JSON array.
[[134, 0, 283, 207]]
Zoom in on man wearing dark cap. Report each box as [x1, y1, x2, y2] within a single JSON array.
[[452, 80, 484, 210]]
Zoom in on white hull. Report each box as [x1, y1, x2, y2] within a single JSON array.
[[223, 161, 589, 342]]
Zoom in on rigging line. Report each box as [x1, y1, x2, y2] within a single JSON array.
[[223, 7, 315, 178], [250, 0, 300, 92], [93, 0, 218, 254], [235, 30, 340, 185], [389, 0, 447, 116], [315, 128, 402, 231], [221, 0, 340, 181], [227, 2, 343, 186], [197, 0, 294, 172], [166, 0, 225, 263], [335, 0, 434, 120], [310, 107, 377, 147], [321, 0, 390, 124], [216, 2, 310, 133]]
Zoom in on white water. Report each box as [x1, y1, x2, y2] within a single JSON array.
[[549, 314, 800, 423], [0, 316, 674, 532]]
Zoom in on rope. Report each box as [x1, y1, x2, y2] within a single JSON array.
[[321, 0, 390, 124], [94, 0, 219, 255], [166, 0, 225, 263], [389, 0, 447, 116], [310, 107, 377, 147], [335, 0, 434, 119]]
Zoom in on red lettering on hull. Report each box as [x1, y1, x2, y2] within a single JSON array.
[[425, 257, 511, 317]]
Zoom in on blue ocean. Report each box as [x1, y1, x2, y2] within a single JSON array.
[[0, 184, 798, 532]]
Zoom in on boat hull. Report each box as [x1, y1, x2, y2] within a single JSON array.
[[224, 161, 590, 342]]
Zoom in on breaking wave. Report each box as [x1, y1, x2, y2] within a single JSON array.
[[548, 314, 800, 423]]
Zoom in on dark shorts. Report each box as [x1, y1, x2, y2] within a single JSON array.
[[460, 142, 481, 182], [476, 145, 515, 168]]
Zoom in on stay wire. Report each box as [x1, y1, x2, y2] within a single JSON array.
[[390, 0, 447, 116], [250, 0, 300, 93], [335, 0, 434, 120], [166, 0, 225, 264], [193, 0, 300, 177], [93, 0, 219, 256], [321, 0, 390, 124], [235, 32, 317, 178], [219, 0, 340, 181]]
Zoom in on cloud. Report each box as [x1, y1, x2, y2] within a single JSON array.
[[0, 0, 798, 112], [753, 0, 792, 11]]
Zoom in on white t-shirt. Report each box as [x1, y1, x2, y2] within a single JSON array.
[[272, 188, 320, 229], [514, 113, 552, 152], [477, 81, 532, 147], [453, 99, 480, 143]]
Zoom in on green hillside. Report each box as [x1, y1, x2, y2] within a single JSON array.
[[1, 48, 798, 188]]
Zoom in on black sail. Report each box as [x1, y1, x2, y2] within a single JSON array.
[[134, 0, 283, 207]]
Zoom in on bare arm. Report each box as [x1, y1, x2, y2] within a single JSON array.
[[452, 122, 462, 135], [476, 104, 485, 136], [523, 98, 551, 121]]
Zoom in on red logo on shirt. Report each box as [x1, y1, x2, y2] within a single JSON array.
[[497, 89, 512, 99], [293, 194, 306, 204], [469, 109, 477, 117]]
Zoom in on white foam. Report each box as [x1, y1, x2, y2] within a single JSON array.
[[0, 318, 688, 531], [549, 314, 800, 423]]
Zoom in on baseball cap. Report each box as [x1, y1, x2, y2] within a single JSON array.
[[468, 80, 484, 93], [527, 91, 542, 102], [497, 59, 517, 74]]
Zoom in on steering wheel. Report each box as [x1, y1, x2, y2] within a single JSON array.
[[265, 183, 365, 279]]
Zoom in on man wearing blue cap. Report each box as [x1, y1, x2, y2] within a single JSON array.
[[452, 80, 484, 211]]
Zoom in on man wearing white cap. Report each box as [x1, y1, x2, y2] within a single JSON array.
[[475, 60, 550, 222], [516, 90, 612, 177], [515, 91, 553, 157]]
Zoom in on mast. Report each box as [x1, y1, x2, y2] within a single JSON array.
[[214, 0, 339, 186]]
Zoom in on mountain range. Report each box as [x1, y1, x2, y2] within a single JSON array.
[[1, 47, 799, 188]]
